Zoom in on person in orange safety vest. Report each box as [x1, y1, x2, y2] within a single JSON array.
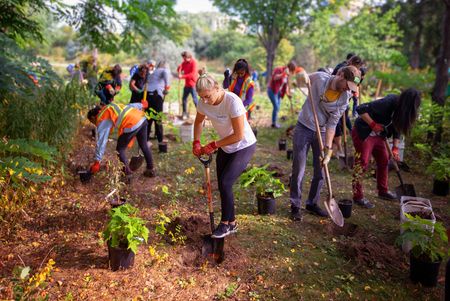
[[87, 99, 155, 177]]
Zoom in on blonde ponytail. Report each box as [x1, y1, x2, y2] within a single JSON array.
[[196, 68, 220, 92]]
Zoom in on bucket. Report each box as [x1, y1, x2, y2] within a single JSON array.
[[170, 102, 180, 115], [162, 102, 169, 113], [257, 195, 276, 215], [107, 242, 135, 271], [286, 149, 293, 160], [337, 199, 352, 218], [158, 142, 168, 153], [278, 139, 287, 151], [78, 170, 92, 183], [400, 196, 435, 253], [180, 122, 194, 143]]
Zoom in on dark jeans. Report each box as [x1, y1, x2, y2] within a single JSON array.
[[116, 121, 154, 174], [216, 143, 256, 222], [267, 87, 281, 125], [289, 122, 324, 209], [147, 91, 164, 143], [182, 87, 198, 114], [335, 109, 352, 137], [95, 88, 114, 105]]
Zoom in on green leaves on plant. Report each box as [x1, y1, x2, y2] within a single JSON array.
[[396, 213, 449, 262], [239, 165, 285, 198], [103, 204, 149, 254]]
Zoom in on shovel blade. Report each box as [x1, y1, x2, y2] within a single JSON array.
[[201, 235, 225, 264], [129, 155, 144, 171], [324, 197, 344, 227], [338, 156, 355, 170], [395, 184, 416, 199]]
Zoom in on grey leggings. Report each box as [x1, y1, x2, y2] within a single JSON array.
[[216, 143, 256, 222]]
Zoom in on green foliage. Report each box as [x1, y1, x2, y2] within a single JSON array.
[[0, 0, 47, 43], [0, 34, 95, 151], [396, 213, 449, 262], [145, 108, 167, 125], [11, 258, 55, 301], [155, 210, 186, 245], [57, 0, 179, 53], [0, 138, 57, 163], [103, 204, 149, 254], [239, 164, 286, 198], [427, 155, 450, 181]]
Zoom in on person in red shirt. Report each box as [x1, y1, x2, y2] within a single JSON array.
[[267, 61, 297, 128], [177, 51, 198, 119]]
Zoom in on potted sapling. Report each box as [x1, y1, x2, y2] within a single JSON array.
[[426, 155, 450, 196], [239, 165, 286, 215], [103, 203, 149, 271], [396, 213, 450, 287]]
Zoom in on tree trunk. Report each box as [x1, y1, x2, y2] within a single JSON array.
[[430, 0, 450, 144], [410, 17, 423, 69], [265, 40, 277, 84]]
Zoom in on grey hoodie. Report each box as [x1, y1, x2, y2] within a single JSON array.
[[297, 72, 350, 132]]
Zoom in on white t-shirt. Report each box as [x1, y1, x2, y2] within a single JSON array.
[[197, 91, 257, 153]]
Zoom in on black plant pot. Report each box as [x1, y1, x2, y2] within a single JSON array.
[[78, 170, 92, 183], [158, 142, 168, 153], [338, 199, 352, 219], [287, 149, 293, 160], [252, 127, 258, 138], [410, 254, 441, 287], [257, 194, 276, 215], [108, 241, 135, 271], [432, 178, 449, 196], [278, 139, 287, 151]]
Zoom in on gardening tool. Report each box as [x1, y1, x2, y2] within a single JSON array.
[[305, 73, 344, 227], [199, 154, 225, 263], [129, 85, 148, 171], [384, 139, 416, 199], [338, 113, 354, 170]]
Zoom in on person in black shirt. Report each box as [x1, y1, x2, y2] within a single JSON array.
[[129, 64, 149, 103], [352, 88, 421, 208]]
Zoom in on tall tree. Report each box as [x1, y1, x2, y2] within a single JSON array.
[[430, 0, 450, 144], [213, 0, 311, 82]]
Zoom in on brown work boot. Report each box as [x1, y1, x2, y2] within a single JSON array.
[[143, 168, 156, 178]]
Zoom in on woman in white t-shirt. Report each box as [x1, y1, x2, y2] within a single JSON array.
[[192, 69, 257, 239]]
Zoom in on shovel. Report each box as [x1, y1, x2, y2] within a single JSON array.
[[305, 75, 344, 227], [338, 113, 354, 170], [384, 139, 416, 199], [199, 154, 225, 263]]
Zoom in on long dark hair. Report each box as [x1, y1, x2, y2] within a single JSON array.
[[232, 58, 250, 77], [392, 88, 421, 136]]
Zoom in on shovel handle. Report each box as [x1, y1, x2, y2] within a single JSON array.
[[384, 139, 405, 187]]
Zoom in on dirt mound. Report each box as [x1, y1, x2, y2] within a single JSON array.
[[338, 237, 405, 272]]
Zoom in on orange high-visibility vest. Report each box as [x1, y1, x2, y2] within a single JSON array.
[[96, 103, 145, 136]]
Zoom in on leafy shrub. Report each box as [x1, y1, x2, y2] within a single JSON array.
[[0, 138, 56, 223], [426, 155, 450, 181], [239, 165, 286, 198], [103, 204, 149, 254], [396, 213, 449, 262], [11, 259, 55, 301]]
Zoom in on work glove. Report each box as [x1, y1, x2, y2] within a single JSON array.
[[201, 141, 218, 155], [90, 161, 100, 174], [141, 99, 148, 110], [136, 88, 143, 93], [392, 146, 400, 161], [192, 140, 202, 157], [163, 89, 169, 95], [369, 121, 385, 135], [320, 147, 333, 166]]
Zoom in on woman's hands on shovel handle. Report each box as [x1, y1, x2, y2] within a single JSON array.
[[321, 146, 333, 166], [193, 140, 202, 156]]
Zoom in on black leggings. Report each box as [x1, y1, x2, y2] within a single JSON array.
[[147, 91, 164, 143], [116, 121, 154, 173], [216, 143, 256, 222]]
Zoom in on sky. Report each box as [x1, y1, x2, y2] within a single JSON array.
[[175, 0, 218, 13]]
